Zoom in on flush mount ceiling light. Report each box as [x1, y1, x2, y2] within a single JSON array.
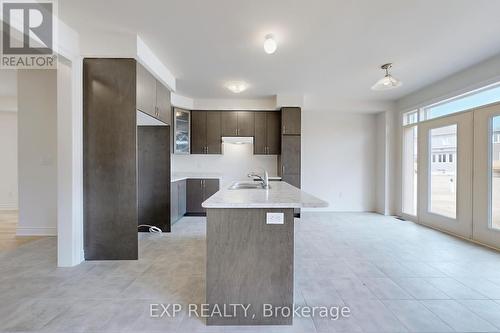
[[226, 81, 248, 94], [371, 63, 402, 91], [263, 34, 277, 54]]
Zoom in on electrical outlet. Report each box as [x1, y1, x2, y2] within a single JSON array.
[[266, 212, 284, 224]]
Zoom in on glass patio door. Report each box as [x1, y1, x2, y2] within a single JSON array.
[[473, 102, 500, 249], [418, 111, 474, 238]]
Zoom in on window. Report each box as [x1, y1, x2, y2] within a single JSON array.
[[449, 154, 453, 163], [432, 155, 436, 163], [403, 110, 419, 126], [402, 126, 418, 216], [429, 125, 457, 219], [424, 83, 500, 121]]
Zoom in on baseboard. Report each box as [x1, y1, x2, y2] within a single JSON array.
[[184, 213, 206, 217], [16, 227, 56, 236], [0, 202, 18, 210]]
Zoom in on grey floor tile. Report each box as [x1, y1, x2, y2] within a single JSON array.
[[459, 300, 500, 329], [383, 300, 453, 332], [426, 277, 488, 300], [422, 300, 498, 332], [329, 277, 378, 301], [393, 278, 451, 300], [2, 213, 500, 333], [344, 299, 408, 332], [361, 277, 413, 300]]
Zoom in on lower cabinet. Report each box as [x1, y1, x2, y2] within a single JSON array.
[[186, 178, 220, 215], [171, 179, 187, 224]]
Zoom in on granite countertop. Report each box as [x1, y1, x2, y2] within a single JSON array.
[[202, 181, 328, 209], [171, 172, 223, 183]]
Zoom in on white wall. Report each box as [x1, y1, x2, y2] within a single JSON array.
[[302, 110, 378, 212], [17, 70, 57, 236], [172, 142, 278, 187], [375, 112, 387, 214], [0, 112, 18, 210]]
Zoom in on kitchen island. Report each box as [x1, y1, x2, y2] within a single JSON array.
[[202, 181, 327, 326]]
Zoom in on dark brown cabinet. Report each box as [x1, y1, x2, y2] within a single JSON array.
[[282, 107, 301, 135], [254, 111, 281, 155], [207, 112, 222, 154], [237, 111, 255, 136], [156, 80, 171, 124], [221, 111, 238, 136], [136, 63, 171, 124], [136, 63, 156, 118], [84, 58, 139, 260], [191, 111, 221, 154], [186, 178, 220, 215], [281, 135, 301, 176], [171, 179, 187, 223], [138, 126, 171, 232], [279, 107, 301, 191], [221, 111, 254, 136]]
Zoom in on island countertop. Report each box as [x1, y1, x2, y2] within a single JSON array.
[[201, 181, 328, 209]]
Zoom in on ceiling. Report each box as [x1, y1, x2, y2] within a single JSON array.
[[60, 0, 500, 104]]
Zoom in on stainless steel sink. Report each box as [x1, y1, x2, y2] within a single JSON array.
[[228, 181, 269, 190]]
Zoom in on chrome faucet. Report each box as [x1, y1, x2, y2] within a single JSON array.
[[247, 170, 270, 189]]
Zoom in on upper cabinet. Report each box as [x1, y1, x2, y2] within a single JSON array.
[[173, 108, 190, 154], [136, 63, 171, 125], [237, 111, 255, 136], [281, 107, 301, 135], [254, 111, 281, 155], [191, 111, 221, 154], [221, 111, 255, 136], [136, 63, 156, 117], [156, 80, 171, 124]]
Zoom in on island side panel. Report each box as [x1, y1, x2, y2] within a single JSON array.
[[206, 208, 294, 325]]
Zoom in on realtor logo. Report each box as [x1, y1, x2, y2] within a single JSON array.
[[1, 1, 56, 68]]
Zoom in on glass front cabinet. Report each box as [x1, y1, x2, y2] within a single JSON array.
[[173, 107, 190, 154]]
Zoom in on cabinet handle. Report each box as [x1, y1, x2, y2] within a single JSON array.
[[282, 165, 285, 175], [236, 128, 239, 136], [283, 125, 286, 134]]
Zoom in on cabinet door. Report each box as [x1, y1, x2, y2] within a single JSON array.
[[191, 111, 207, 154], [171, 181, 179, 221], [178, 179, 187, 217], [156, 80, 171, 124], [136, 63, 156, 117], [186, 179, 204, 214], [282, 174, 300, 188], [282, 107, 301, 135], [221, 111, 238, 136], [138, 126, 171, 232], [204, 179, 220, 200], [254, 112, 267, 154], [266, 111, 281, 154], [206, 112, 222, 154], [237, 111, 255, 136], [281, 135, 301, 175]]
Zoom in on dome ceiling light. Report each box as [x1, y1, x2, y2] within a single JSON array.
[[371, 63, 402, 91], [226, 81, 248, 94], [263, 34, 277, 54]]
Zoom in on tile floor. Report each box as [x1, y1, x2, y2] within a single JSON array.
[[0, 210, 42, 251], [1, 212, 500, 332]]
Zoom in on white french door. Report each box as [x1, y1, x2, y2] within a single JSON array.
[[417, 111, 474, 238], [473, 103, 500, 249]]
